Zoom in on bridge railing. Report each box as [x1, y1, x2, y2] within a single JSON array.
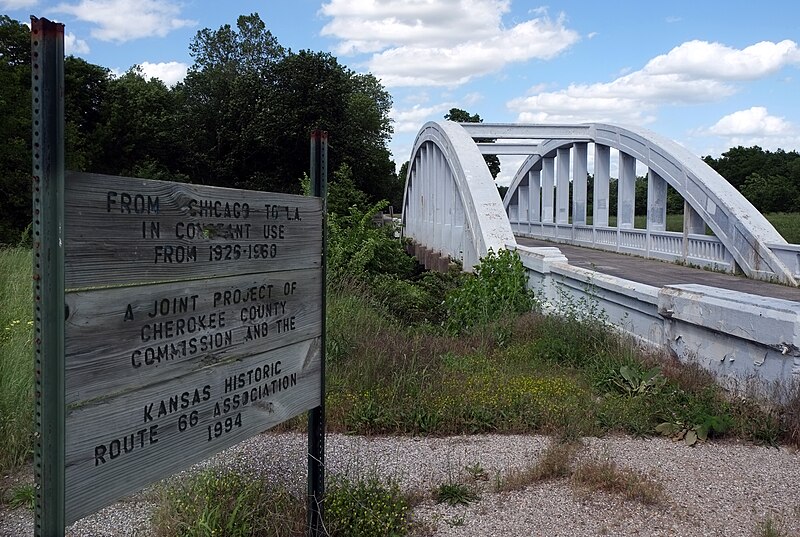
[[510, 219, 735, 272], [766, 243, 800, 281]]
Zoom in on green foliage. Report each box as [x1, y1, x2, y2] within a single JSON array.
[[327, 163, 370, 216], [444, 248, 535, 334], [327, 200, 415, 285], [704, 146, 800, 213], [655, 414, 730, 446], [608, 365, 666, 398], [151, 468, 304, 537], [0, 13, 400, 243], [0, 16, 32, 245], [325, 476, 410, 537], [433, 482, 478, 506], [741, 173, 799, 213]]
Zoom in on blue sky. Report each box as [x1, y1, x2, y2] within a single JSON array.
[[4, 0, 800, 184]]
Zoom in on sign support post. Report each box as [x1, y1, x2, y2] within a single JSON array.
[[307, 130, 327, 536], [31, 16, 66, 537]]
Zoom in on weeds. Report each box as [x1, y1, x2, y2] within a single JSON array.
[[151, 468, 305, 537], [754, 514, 789, 537], [6, 483, 35, 510], [433, 482, 478, 506], [152, 468, 411, 537], [325, 475, 411, 536], [571, 456, 666, 505], [497, 440, 581, 492], [444, 248, 536, 334]]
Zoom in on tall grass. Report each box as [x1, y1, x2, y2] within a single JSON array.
[[325, 284, 799, 447], [0, 246, 33, 472], [764, 213, 800, 244]]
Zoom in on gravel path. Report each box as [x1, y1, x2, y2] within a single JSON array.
[[2, 432, 799, 536]]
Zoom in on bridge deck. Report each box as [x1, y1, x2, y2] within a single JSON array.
[[515, 237, 800, 302]]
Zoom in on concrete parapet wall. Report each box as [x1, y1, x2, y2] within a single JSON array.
[[511, 244, 800, 392]]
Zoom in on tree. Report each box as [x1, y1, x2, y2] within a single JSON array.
[[444, 108, 500, 179], [64, 56, 110, 171], [179, 13, 397, 202], [96, 67, 185, 180], [703, 145, 800, 212], [740, 173, 799, 213], [0, 16, 32, 244]]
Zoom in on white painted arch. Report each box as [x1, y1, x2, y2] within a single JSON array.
[[401, 121, 515, 270], [500, 123, 795, 285]]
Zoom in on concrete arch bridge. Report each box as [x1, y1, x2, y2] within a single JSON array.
[[401, 121, 800, 389]]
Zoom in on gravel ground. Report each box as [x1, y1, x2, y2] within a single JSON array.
[[2, 432, 799, 536]]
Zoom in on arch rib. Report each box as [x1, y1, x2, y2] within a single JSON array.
[[502, 123, 795, 285], [402, 121, 515, 270]]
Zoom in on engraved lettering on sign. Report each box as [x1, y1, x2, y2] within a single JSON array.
[[188, 199, 250, 219], [106, 191, 160, 214], [176, 222, 252, 240], [154, 245, 198, 264], [94, 425, 159, 466], [130, 330, 233, 368], [264, 204, 302, 221], [142, 385, 212, 423], [148, 295, 200, 318]]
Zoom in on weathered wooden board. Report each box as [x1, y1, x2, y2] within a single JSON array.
[[64, 338, 321, 524], [64, 172, 322, 289], [65, 269, 322, 404]]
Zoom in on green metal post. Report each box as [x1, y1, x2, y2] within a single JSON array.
[[307, 130, 327, 536], [31, 16, 66, 537]]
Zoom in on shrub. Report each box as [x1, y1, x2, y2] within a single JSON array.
[[444, 248, 536, 334], [327, 201, 415, 285]]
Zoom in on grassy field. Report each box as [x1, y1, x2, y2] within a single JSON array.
[[325, 284, 792, 444], [1, 246, 797, 473], [0, 247, 33, 472]]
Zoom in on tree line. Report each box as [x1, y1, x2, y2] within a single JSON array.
[[3, 13, 800, 246], [0, 13, 402, 245]]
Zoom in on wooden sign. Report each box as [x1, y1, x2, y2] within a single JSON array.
[[65, 339, 321, 522], [64, 172, 322, 288], [62, 173, 324, 524]]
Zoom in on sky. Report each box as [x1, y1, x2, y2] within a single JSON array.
[[4, 0, 800, 185]]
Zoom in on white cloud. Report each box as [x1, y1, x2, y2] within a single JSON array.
[[645, 40, 800, 80], [52, 0, 195, 43], [64, 32, 90, 55], [138, 61, 188, 86], [496, 155, 526, 186], [508, 39, 800, 126], [392, 103, 454, 133], [708, 107, 793, 136], [1, 0, 37, 8], [320, 1, 580, 87]]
